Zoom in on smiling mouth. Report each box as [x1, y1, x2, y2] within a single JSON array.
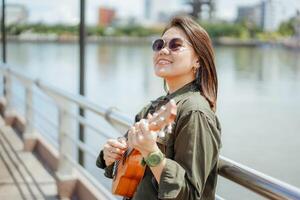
[[157, 59, 172, 65]]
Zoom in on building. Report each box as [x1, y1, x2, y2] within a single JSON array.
[[261, 0, 278, 32], [144, 0, 151, 20], [293, 10, 300, 38], [237, 4, 261, 27], [98, 7, 116, 27], [143, 0, 185, 24], [236, 0, 279, 32], [0, 4, 28, 25]]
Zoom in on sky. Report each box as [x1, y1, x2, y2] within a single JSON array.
[[7, 0, 300, 25]]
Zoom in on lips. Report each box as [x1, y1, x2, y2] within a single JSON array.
[[156, 58, 173, 65]]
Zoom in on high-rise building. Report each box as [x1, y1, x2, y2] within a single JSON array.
[[236, 0, 279, 32], [144, 0, 151, 20], [143, 0, 184, 23], [98, 7, 116, 27], [261, 0, 278, 32]]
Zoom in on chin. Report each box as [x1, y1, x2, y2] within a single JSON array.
[[154, 65, 172, 77]]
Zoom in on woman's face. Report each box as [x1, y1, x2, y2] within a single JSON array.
[[152, 27, 198, 80]]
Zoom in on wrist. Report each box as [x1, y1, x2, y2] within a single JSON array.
[[142, 148, 165, 168], [141, 145, 160, 158]]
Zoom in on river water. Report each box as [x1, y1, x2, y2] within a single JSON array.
[[5, 41, 300, 199]]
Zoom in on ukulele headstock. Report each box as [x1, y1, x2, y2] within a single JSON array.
[[148, 99, 177, 132]]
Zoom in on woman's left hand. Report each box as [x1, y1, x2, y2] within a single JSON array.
[[127, 117, 159, 157]]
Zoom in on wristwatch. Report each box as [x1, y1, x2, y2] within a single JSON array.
[[142, 150, 165, 167]]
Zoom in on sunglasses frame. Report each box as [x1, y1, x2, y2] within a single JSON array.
[[152, 37, 192, 52]]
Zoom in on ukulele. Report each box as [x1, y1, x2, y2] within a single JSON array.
[[112, 99, 177, 198]]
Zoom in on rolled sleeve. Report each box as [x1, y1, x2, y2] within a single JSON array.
[[158, 110, 221, 200], [158, 158, 185, 199]]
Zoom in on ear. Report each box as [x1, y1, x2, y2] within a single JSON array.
[[193, 59, 200, 68]]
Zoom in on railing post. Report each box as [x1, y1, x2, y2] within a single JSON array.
[[56, 102, 76, 199], [3, 70, 15, 125], [23, 84, 36, 151], [4, 69, 11, 110]]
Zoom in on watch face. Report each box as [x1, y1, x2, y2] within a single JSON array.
[[146, 152, 163, 167], [148, 154, 161, 165]]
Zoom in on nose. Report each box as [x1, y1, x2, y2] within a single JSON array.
[[158, 46, 170, 56]]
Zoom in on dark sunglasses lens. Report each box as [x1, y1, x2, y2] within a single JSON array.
[[152, 39, 164, 51], [169, 38, 183, 51]]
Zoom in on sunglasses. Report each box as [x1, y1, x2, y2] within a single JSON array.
[[152, 37, 192, 52]]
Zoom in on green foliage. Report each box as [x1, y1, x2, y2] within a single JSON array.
[[200, 22, 245, 38], [5, 19, 296, 39], [7, 23, 78, 35], [278, 19, 295, 36], [199, 21, 264, 39], [112, 25, 162, 37], [87, 26, 105, 36]]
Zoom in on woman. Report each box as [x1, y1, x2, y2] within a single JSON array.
[[96, 15, 222, 200]]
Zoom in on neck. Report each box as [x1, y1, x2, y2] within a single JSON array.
[[165, 74, 195, 94]]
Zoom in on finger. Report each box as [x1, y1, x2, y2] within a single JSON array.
[[147, 113, 152, 119], [107, 139, 127, 149], [106, 153, 122, 161], [140, 119, 149, 133], [108, 146, 125, 156], [127, 130, 133, 148], [104, 154, 119, 165], [145, 130, 158, 140], [117, 137, 127, 146], [131, 129, 138, 146]]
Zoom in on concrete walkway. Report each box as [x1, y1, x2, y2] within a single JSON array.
[[0, 117, 58, 200]]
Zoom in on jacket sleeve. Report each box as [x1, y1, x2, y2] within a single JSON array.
[[158, 110, 221, 200], [96, 150, 114, 178]]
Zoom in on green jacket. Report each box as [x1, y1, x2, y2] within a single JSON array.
[[96, 80, 222, 200]]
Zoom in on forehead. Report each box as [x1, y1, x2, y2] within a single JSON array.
[[162, 27, 188, 41]]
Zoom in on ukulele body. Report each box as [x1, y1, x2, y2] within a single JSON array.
[[112, 149, 145, 198], [111, 99, 177, 198]]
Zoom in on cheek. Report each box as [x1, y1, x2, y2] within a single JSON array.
[[152, 53, 158, 65], [173, 54, 193, 70]]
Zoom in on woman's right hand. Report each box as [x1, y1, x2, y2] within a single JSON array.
[[103, 138, 127, 166]]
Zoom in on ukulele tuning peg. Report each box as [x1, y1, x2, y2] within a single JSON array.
[[160, 106, 166, 111], [158, 129, 165, 138], [167, 123, 173, 134]]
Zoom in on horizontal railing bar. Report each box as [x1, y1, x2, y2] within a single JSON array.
[[33, 88, 57, 105], [32, 107, 58, 130], [65, 111, 112, 139], [33, 121, 58, 144], [4, 66, 35, 86], [36, 80, 132, 129], [13, 96, 59, 130], [10, 99, 25, 114], [63, 132, 99, 159], [38, 128, 58, 147], [1, 65, 132, 132], [11, 93, 59, 133], [62, 153, 118, 200], [218, 156, 300, 200], [215, 194, 226, 200]]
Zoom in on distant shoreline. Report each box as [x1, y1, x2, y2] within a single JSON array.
[[4, 35, 300, 50]]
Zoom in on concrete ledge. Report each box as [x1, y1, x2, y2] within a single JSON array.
[[1, 99, 113, 200]]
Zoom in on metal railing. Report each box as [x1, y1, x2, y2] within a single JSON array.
[[1, 64, 300, 200]]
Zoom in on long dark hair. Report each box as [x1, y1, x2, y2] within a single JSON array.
[[163, 15, 218, 112]]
